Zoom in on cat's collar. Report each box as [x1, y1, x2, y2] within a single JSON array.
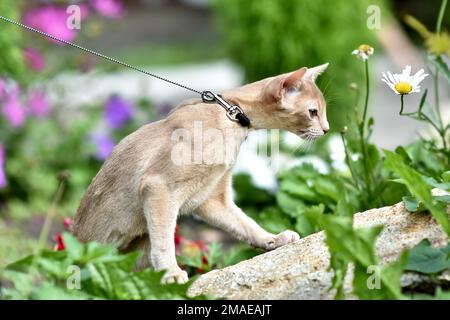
[[201, 91, 251, 127]]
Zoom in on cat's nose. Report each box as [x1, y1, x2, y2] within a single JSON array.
[[322, 128, 329, 134]]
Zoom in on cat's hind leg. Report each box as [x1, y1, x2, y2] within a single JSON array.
[[120, 234, 152, 271], [140, 178, 188, 284]]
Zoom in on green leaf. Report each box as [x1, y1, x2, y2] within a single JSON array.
[[380, 181, 408, 206], [366, 144, 380, 172], [307, 209, 406, 299], [313, 176, 340, 202], [424, 177, 450, 191], [281, 180, 317, 202], [3, 236, 198, 300], [276, 191, 304, 217], [257, 207, 293, 234], [232, 173, 274, 207], [402, 196, 427, 213], [221, 245, 261, 268], [430, 56, 450, 85], [442, 171, 450, 183], [383, 150, 450, 236], [294, 204, 323, 236], [405, 239, 450, 274], [353, 251, 408, 300], [418, 89, 428, 113], [434, 195, 450, 204], [328, 254, 348, 300], [395, 146, 412, 164], [63, 233, 85, 262], [31, 282, 91, 300]]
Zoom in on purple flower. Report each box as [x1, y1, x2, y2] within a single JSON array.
[[104, 95, 133, 129], [91, 0, 124, 18], [91, 134, 115, 161], [158, 102, 173, 117], [2, 85, 26, 128], [24, 47, 46, 71], [23, 6, 77, 43], [27, 91, 52, 117], [0, 145, 6, 188]]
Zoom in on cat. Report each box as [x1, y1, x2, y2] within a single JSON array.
[[72, 63, 330, 284]]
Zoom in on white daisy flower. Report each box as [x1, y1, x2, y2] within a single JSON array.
[[381, 65, 428, 95], [351, 44, 374, 61]]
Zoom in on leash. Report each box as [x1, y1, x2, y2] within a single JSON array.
[[0, 15, 250, 127]]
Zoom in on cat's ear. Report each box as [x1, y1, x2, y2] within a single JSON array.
[[266, 67, 307, 101], [305, 63, 329, 82], [283, 67, 308, 89]]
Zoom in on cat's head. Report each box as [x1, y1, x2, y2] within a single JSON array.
[[264, 63, 329, 139]]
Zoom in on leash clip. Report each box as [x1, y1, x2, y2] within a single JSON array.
[[201, 91, 250, 127]]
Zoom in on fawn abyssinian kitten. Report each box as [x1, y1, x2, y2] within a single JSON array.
[[73, 63, 330, 284]]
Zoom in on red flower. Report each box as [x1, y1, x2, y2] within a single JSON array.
[[54, 233, 65, 251]]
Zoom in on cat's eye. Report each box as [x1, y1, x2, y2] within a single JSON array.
[[309, 109, 318, 117]]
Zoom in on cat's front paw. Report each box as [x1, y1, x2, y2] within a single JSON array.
[[161, 267, 189, 285], [264, 230, 300, 250]]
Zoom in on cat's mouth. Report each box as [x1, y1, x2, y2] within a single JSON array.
[[296, 129, 323, 140]]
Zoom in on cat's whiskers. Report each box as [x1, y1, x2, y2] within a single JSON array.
[[296, 136, 315, 153]]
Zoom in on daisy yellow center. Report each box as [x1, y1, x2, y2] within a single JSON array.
[[358, 44, 371, 52], [394, 82, 413, 95]]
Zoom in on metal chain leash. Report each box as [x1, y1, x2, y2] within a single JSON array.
[[0, 15, 250, 127]]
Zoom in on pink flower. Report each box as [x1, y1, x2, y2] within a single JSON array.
[[23, 6, 77, 43], [63, 217, 74, 230], [27, 90, 52, 117], [79, 4, 91, 20], [91, 0, 124, 18], [0, 145, 6, 189], [2, 86, 26, 128], [24, 47, 46, 71]]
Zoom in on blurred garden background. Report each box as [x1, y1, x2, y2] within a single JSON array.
[[0, 0, 449, 299]]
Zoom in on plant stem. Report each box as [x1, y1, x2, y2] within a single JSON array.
[[436, 0, 448, 33], [434, 67, 444, 131], [30, 177, 68, 274], [362, 60, 370, 126], [436, 0, 449, 156], [398, 95, 417, 116], [419, 113, 444, 137], [400, 94, 447, 150], [399, 94, 404, 114], [340, 132, 361, 191], [359, 59, 372, 202]]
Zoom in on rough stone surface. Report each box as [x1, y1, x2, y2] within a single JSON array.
[[188, 195, 449, 299]]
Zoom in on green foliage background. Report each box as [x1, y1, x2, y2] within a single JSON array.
[[0, 0, 26, 81]]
